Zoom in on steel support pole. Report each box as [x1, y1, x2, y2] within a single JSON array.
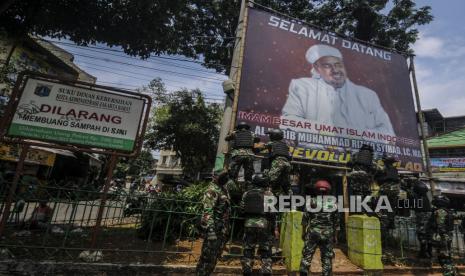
[[215, 0, 248, 169], [409, 56, 436, 193]]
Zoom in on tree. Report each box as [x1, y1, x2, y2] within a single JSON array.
[[192, 0, 433, 73], [113, 149, 155, 180], [2, 1, 432, 73], [143, 79, 222, 177]]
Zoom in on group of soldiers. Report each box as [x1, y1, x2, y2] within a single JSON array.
[[196, 122, 340, 276], [195, 122, 461, 276], [348, 144, 459, 276]]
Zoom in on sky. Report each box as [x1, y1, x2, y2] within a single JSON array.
[[413, 0, 465, 117], [52, 0, 465, 119]]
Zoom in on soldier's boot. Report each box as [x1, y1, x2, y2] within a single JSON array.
[[242, 273, 252, 276], [299, 272, 308, 276]]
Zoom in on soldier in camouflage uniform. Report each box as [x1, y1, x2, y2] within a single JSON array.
[[405, 177, 432, 258], [429, 195, 457, 276], [300, 180, 339, 276], [263, 129, 291, 195], [240, 174, 275, 276], [196, 171, 231, 276], [347, 144, 377, 200], [376, 155, 403, 231], [225, 122, 260, 182]]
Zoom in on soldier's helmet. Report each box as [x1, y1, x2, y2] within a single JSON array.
[[236, 122, 250, 130], [252, 173, 269, 188], [382, 154, 398, 165], [354, 144, 374, 166], [413, 180, 429, 195], [266, 129, 284, 141], [213, 170, 229, 186], [432, 195, 450, 208], [314, 179, 331, 193]]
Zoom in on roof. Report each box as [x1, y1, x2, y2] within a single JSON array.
[[423, 108, 443, 122], [427, 127, 465, 149], [33, 38, 96, 83]]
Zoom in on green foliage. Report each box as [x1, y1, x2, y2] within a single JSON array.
[[193, 0, 433, 73], [113, 149, 155, 179], [2, 1, 432, 74], [143, 79, 222, 178], [137, 181, 210, 241]]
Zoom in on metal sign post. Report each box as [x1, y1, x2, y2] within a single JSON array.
[[90, 154, 118, 249]]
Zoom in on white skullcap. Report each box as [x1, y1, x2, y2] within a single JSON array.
[[305, 44, 342, 64]]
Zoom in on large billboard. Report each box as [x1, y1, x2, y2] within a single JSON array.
[[7, 77, 145, 152], [236, 8, 423, 171]]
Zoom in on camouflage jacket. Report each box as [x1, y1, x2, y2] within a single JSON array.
[[200, 182, 231, 233], [302, 197, 340, 235], [240, 187, 276, 229], [430, 208, 454, 237]]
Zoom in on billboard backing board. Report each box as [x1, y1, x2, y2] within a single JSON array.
[[236, 8, 423, 171]]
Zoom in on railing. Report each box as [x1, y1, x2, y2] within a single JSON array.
[[1, 181, 465, 266], [0, 182, 255, 265]]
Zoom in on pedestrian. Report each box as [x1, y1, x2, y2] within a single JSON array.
[[240, 174, 276, 276], [196, 171, 231, 276], [225, 122, 260, 182], [263, 129, 291, 195], [300, 180, 339, 276]]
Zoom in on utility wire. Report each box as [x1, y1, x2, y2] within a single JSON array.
[[71, 53, 225, 82], [81, 64, 222, 96], [50, 40, 225, 75], [43, 38, 237, 69]]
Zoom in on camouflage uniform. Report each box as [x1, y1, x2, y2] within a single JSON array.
[[429, 207, 456, 276], [347, 170, 373, 199], [240, 181, 275, 275], [266, 155, 291, 194], [300, 197, 339, 276], [225, 129, 259, 182], [196, 179, 231, 276], [407, 178, 432, 258], [263, 130, 291, 195], [376, 157, 402, 231], [347, 145, 378, 200]]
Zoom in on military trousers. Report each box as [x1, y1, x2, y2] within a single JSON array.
[[300, 229, 334, 276], [241, 226, 273, 275], [266, 157, 291, 194], [196, 231, 227, 276], [228, 149, 255, 182]]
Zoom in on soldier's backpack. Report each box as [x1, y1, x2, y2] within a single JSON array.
[[270, 141, 290, 159], [243, 188, 265, 215], [234, 130, 253, 148]]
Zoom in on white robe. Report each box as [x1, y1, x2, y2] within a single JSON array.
[[281, 76, 395, 137]]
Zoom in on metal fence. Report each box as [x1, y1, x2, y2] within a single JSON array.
[[0, 181, 253, 265], [1, 181, 465, 266]]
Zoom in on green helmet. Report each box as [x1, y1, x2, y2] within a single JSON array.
[[252, 173, 269, 187], [432, 195, 450, 208], [267, 129, 284, 141], [236, 122, 250, 130]]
